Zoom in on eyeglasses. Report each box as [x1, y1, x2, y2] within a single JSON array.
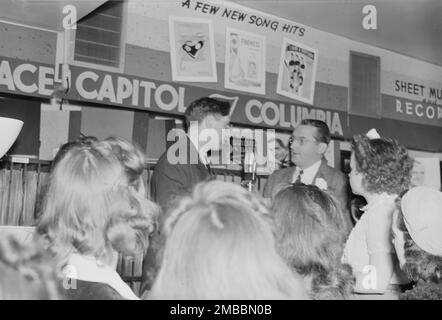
[[289, 136, 318, 147]]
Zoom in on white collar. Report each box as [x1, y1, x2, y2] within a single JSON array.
[[360, 193, 397, 212], [187, 132, 209, 166], [295, 159, 322, 184], [64, 253, 139, 300]]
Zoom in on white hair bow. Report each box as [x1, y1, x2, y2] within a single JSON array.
[[366, 128, 380, 140]]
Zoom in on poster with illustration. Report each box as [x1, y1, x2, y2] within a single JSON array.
[[277, 38, 318, 105], [169, 16, 217, 82], [411, 157, 441, 190], [225, 28, 266, 95]]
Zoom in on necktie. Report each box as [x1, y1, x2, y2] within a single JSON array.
[[295, 169, 303, 184], [204, 156, 214, 177], [206, 162, 214, 177]]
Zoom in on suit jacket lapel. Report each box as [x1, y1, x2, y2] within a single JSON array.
[[283, 166, 297, 184], [186, 135, 212, 178], [313, 159, 329, 183]]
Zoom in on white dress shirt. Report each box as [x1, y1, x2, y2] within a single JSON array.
[[292, 159, 322, 184]]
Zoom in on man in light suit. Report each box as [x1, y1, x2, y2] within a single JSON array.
[[264, 119, 352, 233], [140, 97, 231, 294]]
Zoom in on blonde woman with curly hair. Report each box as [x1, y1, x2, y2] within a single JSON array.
[[148, 180, 308, 300], [37, 139, 160, 300], [100, 137, 148, 197]]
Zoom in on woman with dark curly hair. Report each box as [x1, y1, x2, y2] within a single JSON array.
[[392, 186, 442, 300], [342, 131, 414, 299], [271, 183, 355, 299]]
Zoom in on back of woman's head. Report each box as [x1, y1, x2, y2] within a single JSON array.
[[51, 136, 98, 171], [271, 184, 354, 299], [0, 236, 61, 299], [351, 135, 413, 195], [149, 180, 307, 300], [100, 137, 146, 189], [37, 141, 159, 264], [395, 210, 442, 300]]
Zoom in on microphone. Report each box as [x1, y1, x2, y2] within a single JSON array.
[[244, 149, 257, 192]]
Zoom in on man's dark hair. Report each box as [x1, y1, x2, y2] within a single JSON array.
[[184, 97, 230, 130], [275, 138, 285, 148], [300, 119, 331, 145]]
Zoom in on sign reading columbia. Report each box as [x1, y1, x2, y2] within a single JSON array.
[[0, 56, 345, 136]]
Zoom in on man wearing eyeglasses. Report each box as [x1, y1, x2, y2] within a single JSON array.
[[263, 119, 352, 232]]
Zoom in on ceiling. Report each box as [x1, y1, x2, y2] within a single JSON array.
[[231, 0, 442, 67], [0, 0, 107, 31]]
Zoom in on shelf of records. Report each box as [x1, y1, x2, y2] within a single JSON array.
[[0, 156, 269, 227]]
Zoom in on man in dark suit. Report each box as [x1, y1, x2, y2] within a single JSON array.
[[140, 97, 231, 294], [263, 119, 352, 233]]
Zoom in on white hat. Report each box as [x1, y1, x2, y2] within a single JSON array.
[[401, 186, 442, 256]]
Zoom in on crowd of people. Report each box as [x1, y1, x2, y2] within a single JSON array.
[[0, 97, 441, 300]]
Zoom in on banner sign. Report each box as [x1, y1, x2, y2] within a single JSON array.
[[0, 58, 55, 99], [0, 56, 347, 136], [180, 0, 306, 37], [382, 95, 442, 127], [392, 78, 442, 106]]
